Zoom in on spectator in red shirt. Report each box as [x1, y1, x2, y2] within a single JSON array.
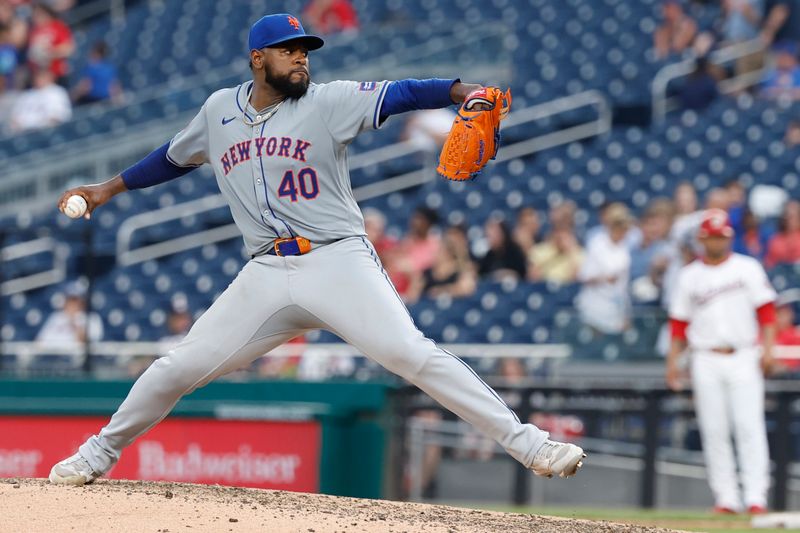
[[399, 207, 440, 270], [765, 200, 800, 267], [387, 207, 440, 300], [363, 207, 397, 263], [27, 3, 74, 85], [302, 0, 359, 35]]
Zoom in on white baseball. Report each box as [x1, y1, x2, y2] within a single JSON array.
[[64, 195, 88, 219]]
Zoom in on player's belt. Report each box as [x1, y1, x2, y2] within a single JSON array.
[[709, 346, 736, 355], [266, 236, 312, 257]]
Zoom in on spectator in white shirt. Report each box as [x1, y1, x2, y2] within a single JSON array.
[[585, 201, 642, 249], [400, 108, 457, 152], [576, 203, 633, 334], [9, 68, 71, 133], [37, 283, 103, 347]]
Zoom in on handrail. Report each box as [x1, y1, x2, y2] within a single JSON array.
[[348, 140, 424, 168], [1, 341, 569, 370], [0, 116, 195, 214], [503, 90, 611, 128], [355, 90, 612, 201], [0, 237, 68, 296], [651, 38, 767, 123], [1, 237, 55, 261], [1, 341, 570, 358], [116, 194, 228, 262], [114, 90, 611, 266], [65, 0, 126, 26]]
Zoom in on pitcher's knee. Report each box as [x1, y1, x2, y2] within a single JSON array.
[[373, 336, 435, 379], [147, 353, 211, 392]]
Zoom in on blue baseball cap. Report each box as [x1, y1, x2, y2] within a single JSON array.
[[774, 40, 799, 56], [248, 13, 324, 52]]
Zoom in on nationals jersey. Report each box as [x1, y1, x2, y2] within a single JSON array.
[[669, 253, 776, 350], [166, 79, 389, 256]]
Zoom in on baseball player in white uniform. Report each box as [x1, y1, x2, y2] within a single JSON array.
[[666, 208, 776, 514], [48, 14, 585, 486]]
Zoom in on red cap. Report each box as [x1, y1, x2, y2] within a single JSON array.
[[698, 208, 734, 238]]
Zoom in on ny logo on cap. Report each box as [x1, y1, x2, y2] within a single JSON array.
[[287, 15, 300, 30]]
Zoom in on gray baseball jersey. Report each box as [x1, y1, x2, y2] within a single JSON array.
[[69, 78, 554, 482], [167, 80, 389, 256]]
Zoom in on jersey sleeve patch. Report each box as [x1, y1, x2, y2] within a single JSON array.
[[359, 81, 378, 91]]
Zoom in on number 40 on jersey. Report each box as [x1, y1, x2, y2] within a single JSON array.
[[278, 168, 319, 202]]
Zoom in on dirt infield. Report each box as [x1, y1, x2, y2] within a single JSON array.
[[1, 478, 685, 533]]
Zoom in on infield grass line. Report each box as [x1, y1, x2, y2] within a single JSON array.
[[449, 503, 790, 533]]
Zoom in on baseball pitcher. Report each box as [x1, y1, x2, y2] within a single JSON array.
[[666, 208, 776, 513], [49, 14, 585, 486]]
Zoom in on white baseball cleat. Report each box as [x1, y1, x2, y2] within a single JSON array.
[[530, 439, 586, 479], [48, 453, 99, 486]]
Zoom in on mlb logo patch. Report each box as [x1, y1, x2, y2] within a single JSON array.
[[359, 81, 377, 91]]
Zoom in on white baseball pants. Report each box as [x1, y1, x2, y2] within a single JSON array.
[[80, 236, 548, 474], [691, 348, 770, 509]]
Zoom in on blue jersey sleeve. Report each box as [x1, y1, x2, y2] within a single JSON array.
[[120, 142, 196, 190], [378, 78, 458, 123]]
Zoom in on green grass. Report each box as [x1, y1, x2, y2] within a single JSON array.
[[466, 505, 790, 532]]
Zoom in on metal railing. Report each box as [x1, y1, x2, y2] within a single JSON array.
[[0, 120, 191, 214], [115, 194, 232, 266], [1, 341, 570, 372], [405, 417, 717, 503], [0, 238, 68, 296], [651, 38, 767, 123], [354, 90, 612, 201], [111, 89, 611, 266], [65, 0, 127, 26], [395, 380, 800, 510]]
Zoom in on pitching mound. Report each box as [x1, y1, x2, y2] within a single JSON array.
[[2, 478, 683, 533]]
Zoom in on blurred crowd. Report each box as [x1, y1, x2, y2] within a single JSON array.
[[33, 130, 800, 372], [0, 0, 121, 134], [362, 175, 800, 348], [0, 0, 364, 136], [654, 0, 800, 109], [18, 0, 800, 374]]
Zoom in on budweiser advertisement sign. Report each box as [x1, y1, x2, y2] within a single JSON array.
[[0, 416, 321, 491]]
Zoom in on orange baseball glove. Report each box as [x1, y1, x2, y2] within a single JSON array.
[[437, 87, 512, 181]]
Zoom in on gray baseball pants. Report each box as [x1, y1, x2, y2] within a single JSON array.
[[79, 236, 548, 473]]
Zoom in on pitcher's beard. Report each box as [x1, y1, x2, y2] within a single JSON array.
[[265, 65, 309, 100]]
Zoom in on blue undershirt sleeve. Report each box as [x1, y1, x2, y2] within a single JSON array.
[[120, 142, 197, 190], [378, 78, 459, 123]]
